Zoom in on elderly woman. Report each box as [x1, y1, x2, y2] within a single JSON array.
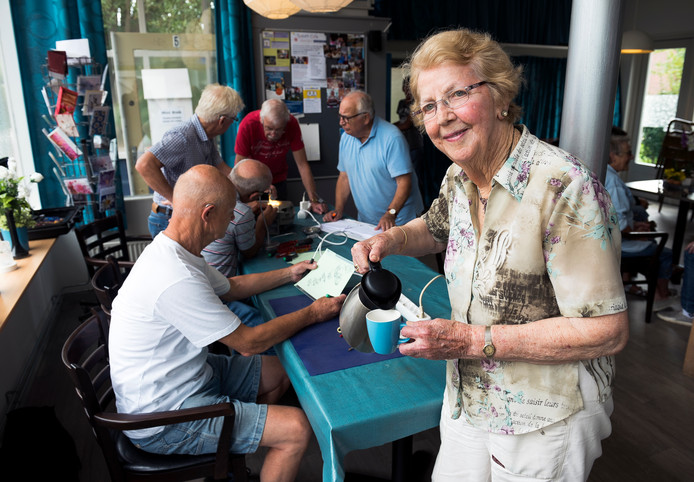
[[352, 29, 629, 481]]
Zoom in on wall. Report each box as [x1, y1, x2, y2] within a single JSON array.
[[0, 231, 88, 435]]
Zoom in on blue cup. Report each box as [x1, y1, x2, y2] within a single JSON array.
[[366, 309, 409, 355]]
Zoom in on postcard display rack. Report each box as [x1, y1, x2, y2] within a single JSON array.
[[41, 46, 119, 226]]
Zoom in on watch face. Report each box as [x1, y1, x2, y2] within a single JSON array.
[[483, 344, 496, 358], [389, 208, 396, 215]]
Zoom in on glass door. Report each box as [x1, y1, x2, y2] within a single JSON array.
[[108, 32, 216, 196]]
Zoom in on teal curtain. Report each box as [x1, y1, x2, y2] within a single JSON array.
[[10, 0, 113, 212], [215, 0, 256, 166]]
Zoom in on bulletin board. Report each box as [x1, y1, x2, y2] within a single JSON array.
[[261, 30, 366, 117], [258, 28, 368, 179], [250, 14, 390, 186]]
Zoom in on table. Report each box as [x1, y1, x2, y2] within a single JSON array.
[[241, 216, 451, 481], [626, 179, 694, 263], [0, 238, 56, 328]]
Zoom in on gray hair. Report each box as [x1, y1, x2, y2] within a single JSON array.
[[346, 90, 375, 117], [229, 159, 272, 197], [259, 99, 290, 125], [610, 126, 630, 155], [195, 84, 245, 122]]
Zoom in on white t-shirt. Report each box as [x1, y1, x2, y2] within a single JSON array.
[[109, 233, 241, 438]]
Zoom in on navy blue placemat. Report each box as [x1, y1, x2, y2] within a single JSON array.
[[269, 294, 403, 376]]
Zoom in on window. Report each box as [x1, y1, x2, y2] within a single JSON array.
[[635, 48, 686, 166], [0, 1, 38, 207], [100, 0, 217, 196]]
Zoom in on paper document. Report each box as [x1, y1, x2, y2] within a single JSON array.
[[320, 219, 382, 241], [295, 249, 354, 299]]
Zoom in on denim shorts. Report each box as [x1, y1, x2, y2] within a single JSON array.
[[148, 210, 171, 238], [131, 353, 267, 455]]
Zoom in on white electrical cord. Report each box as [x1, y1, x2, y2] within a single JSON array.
[[418, 274, 444, 318], [310, 230, 349, 262]]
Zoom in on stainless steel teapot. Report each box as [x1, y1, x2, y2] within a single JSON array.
[[339, 260, 402, 353]]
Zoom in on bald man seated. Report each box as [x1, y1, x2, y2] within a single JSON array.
[[109, 164, 345, 482], [203, 159, 278, 277]]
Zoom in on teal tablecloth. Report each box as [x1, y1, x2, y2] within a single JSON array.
[[241, 215, 450, 481]]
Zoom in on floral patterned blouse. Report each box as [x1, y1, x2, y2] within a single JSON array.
[[422, 125, 627, 434]]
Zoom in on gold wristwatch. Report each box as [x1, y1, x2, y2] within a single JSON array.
[[483, 326, 496, 358]]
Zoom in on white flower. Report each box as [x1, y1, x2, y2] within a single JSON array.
[[18, 183, 30, 199], [29, 172, 44, 183], [0, 166, 10, 180], [7, 158, 17, 174]]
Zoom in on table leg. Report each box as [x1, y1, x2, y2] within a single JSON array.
[[673, 200, 690, 264], [344, 436, 433, 482]]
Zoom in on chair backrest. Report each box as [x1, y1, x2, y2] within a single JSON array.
[[655, 118, 694, 180], [75, 210, 130, 277], [91, 257, 126, 316], [60, 310, 125, 480], [61, 311, 247, 482]]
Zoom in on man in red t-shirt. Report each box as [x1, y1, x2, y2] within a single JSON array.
[[235, 99, 327, 214]]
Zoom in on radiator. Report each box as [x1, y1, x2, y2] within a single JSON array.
[[103, 240, 150, 261], [126, 240, 150, 261]]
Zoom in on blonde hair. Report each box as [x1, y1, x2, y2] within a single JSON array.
[[195, 84, 245, 122], [404, 29, 523, 127]]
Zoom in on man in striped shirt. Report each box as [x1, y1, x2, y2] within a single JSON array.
[[136, 83, 244, 238], [202, 159, 277, 277]]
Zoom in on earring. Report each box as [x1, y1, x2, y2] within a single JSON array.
[[501, 110, 508, 117]]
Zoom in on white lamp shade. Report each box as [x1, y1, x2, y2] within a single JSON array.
[[621, 30, 654, 54], [243, 0, 301, 19], [289, 0, 354, 13]]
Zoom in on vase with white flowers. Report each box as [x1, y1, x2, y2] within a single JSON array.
[[0, 157, 44, 258]]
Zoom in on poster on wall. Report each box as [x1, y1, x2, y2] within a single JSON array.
[[325, 33, 365, 95], [291, 32, 327, 88], [263, 31, 290, 72], [285, 86, 303, 114], [303, 86, 322, 114], [265, 72, 286, 100]]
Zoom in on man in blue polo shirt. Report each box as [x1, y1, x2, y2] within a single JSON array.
[[323, 91, 423, 231], [135, 83, 245, 238]]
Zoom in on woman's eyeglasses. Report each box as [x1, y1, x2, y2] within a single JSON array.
[[413, 81, 490, 122]]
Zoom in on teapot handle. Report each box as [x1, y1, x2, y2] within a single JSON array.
[[368, 260, 382, 272]]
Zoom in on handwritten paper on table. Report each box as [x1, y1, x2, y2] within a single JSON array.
[[295, 249, 353, 299]]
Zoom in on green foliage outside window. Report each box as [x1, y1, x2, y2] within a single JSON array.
[[639, 127, 666, 166], [100, 0, 212, 48]]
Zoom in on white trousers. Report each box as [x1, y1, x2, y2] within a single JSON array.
[[432, 366, 613, 482]]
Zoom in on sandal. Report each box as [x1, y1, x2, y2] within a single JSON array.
[[626, 285, 646, 297]]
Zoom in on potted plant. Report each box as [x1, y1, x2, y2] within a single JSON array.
[[0, 158, 43, 255], [663, 167, 687, 191]]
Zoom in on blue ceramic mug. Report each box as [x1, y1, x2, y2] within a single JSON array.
[[366, 309, 409, 355]]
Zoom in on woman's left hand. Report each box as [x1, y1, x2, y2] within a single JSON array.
[[399, 318, 470, 360]]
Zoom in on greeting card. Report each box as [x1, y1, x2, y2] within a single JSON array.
[[55, 86, 78, 117], [63, 177, 94, 195], [89, 106, 109, 136], [45, 127, 82, 161], [47, 50, 67, 79]]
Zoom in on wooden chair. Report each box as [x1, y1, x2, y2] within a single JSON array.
[[621, 231, 669, 323], [91, 256, 126, 316], [61, 310, 248, 482], [75, 210, 151, 278], [654, 118, 694, 212]]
